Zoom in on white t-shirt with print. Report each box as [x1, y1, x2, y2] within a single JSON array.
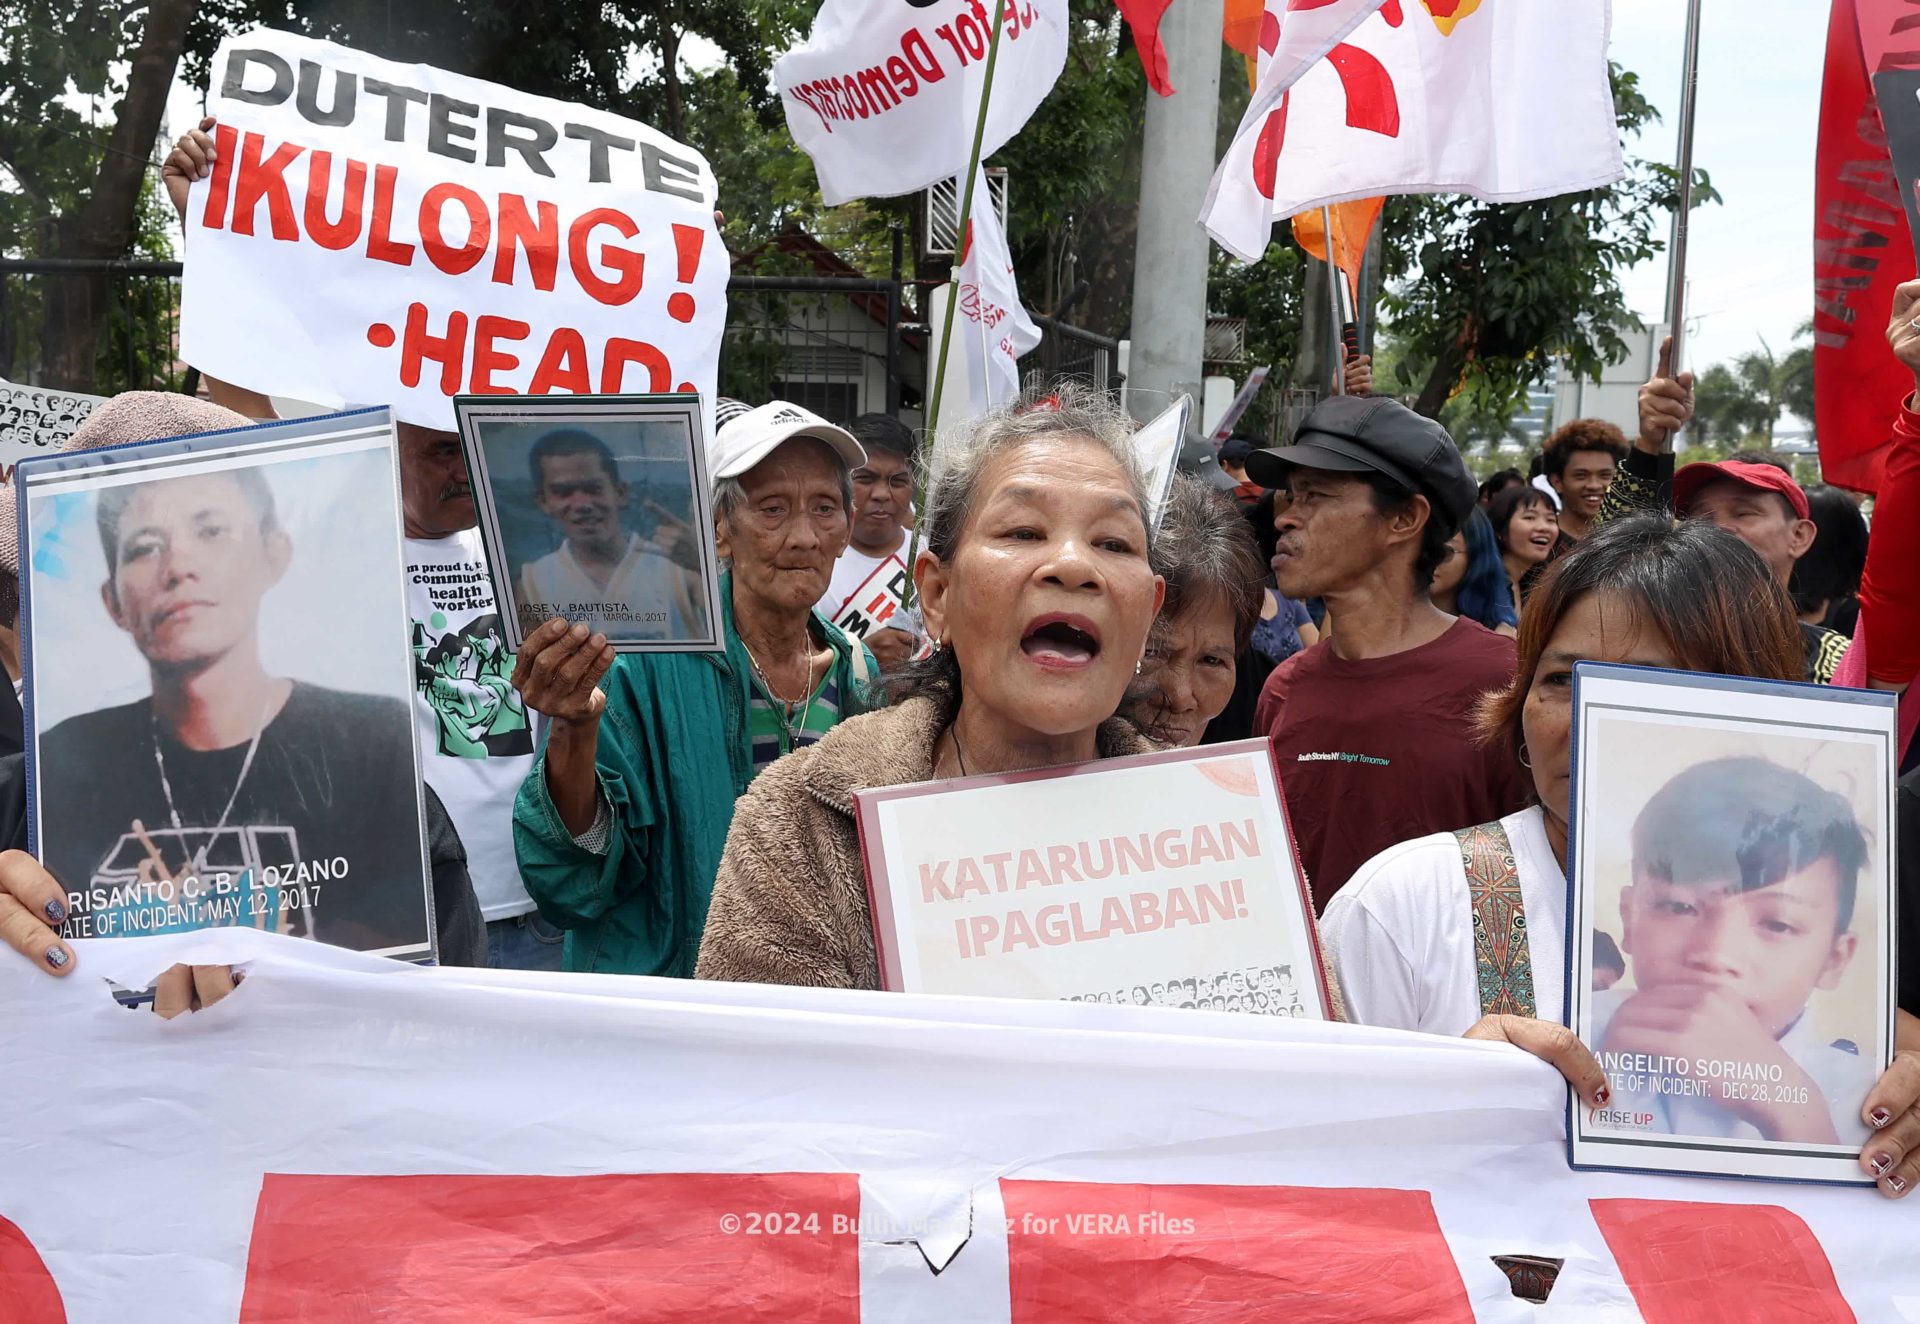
[[407, 530, 539, 920], [824, 543, 918, 642], [1321, 806, 1567, 1035]]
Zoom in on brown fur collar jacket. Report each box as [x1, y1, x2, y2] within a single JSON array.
[[695, 694, 1157, 989]]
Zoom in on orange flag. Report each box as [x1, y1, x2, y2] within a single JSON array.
[[1291, 197, 1383, 303], [1222, 0, 1266, 88]]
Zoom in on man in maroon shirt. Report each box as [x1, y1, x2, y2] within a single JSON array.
[[1247, 397, 1532, 911]]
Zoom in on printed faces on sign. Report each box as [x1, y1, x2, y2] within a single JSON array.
[[1567, 663, 1898, 1185], [455, 393, 725, 653], [18, 410, 435, 961], [856, 738, 1329, 1016]]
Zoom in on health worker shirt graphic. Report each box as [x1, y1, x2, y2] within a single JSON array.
[[413, 609, 532, 760]]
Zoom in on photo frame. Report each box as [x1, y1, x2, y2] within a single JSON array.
[[19, 408, 435, 962], [1566, 662, 1898, 1185], [455, 394, 725, 654], [856, 738, 1331, 1017]]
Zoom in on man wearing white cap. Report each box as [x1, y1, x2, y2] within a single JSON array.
[[511, 400, 877, 977]]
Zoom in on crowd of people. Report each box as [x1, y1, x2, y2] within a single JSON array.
[[0, 120, 1916, 1210]]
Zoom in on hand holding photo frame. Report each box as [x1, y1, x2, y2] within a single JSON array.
[[455, 394, 725, 653], [1566, 662, 1898, 1185], [20, 408, 435, 962], [856, 739, 1331, 1017]]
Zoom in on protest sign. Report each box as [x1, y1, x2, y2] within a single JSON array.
[[180, 29, 726, 433], [1131, 393, 1190, 532], [1208, 365, 1269, 445], [2, 927, 1917, 1318], [456, 393, 724, 653], [856, 739, 1327, 1014], [0, 378, 106, 480], [1568, 663, 1898, 1185], [775, 0, 1067, 205], [19, 409, 434, 961], [827, 552, 912, 643]]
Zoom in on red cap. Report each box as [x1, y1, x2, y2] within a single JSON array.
[[1671, 460, 1810, 521]]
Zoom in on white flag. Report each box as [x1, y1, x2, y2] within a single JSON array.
[[1201, 0, 1387, 263], [930, 169, 1041, 430], [1203, 0, 1624, 263], [775, 0, 1067, 205]]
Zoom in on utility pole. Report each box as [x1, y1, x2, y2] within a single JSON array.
[[1126, 0, 1225, 423]]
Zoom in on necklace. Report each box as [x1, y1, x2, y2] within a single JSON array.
[[152, 690, 275, 875], [742, 629, 818, 752], [948, 726, 969, 777]]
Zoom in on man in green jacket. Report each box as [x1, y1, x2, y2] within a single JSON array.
[[511, 402, 878, 976]]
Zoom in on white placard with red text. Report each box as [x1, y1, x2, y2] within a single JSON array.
[[2, 928, 1916, 1320], [181, 29, 726, 432], [775, 0, 1067, 205], [856, 740, 1330, 1013]]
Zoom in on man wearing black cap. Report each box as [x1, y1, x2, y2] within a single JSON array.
[[1246, 396, 1531, 911]]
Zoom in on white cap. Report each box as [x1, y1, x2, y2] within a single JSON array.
[[710, 400, 865, 480]]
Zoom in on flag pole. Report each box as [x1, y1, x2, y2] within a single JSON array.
[[1663, 0, 1705, 378], [1321, 204, 1345, 395], [902, 1, 1011, 612]]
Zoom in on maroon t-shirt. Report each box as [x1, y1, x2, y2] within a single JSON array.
[[1256, 618, 1533, 912]]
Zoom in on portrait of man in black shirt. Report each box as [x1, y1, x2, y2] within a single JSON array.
[[35, 462, 430, 955]]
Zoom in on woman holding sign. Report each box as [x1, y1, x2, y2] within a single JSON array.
[[1322, 515, 1920, 1196], [695, 385, 1164, 988]]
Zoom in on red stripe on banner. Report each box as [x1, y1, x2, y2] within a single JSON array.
[[1590, 1198, 1855, 1324], [237, 1172, 861, 1323], [0, 1215, 65, 1323], [1814, 0, 1915, 494], [1001, 1181, 1474, 1321]]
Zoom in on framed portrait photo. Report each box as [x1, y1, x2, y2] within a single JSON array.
[[19, 408, 435, 962], [1566, 662, 1898, 1185], [856, 739, 1331, 1018], [455, 394, 724, 653]]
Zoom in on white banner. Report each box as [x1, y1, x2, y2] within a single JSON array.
[[1204, 0, 1623, 263], [181, 29, 727, 432], [776, 0, 1067, 205], [3, 929, 1916, 1320]]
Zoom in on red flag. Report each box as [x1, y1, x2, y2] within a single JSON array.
[[1116, 0, 1177, 95], [1814, 0, 1916, 493]]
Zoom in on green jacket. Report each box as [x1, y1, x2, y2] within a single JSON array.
[[512, 575, 876, 976]]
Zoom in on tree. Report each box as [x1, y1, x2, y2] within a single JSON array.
[[1690, 361, 1770, 447], [0, 0, 197, 390], [1378, 64, 1718, 423]]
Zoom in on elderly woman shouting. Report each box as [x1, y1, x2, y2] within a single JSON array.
[[694, 386, 1165, 988], [511, 401, 877, 978]]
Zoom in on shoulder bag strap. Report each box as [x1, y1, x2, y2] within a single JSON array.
[[1453, 821, 1536, 1021]]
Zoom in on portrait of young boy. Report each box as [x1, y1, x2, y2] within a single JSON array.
[[1591, 755, 1880, 1147]]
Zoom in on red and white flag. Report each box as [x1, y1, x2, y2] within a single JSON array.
[[930, 169, 1041, 425], [1203, 0, 1623, 263]]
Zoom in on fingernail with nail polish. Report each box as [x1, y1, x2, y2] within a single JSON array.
[[44, 946, 68, 969], [43, 898, 65, 924], [1872, 1152, 1894, 1176], [1871, 1107, 1893, 1127], [1595, 1086, 1610, 1106], [1889, 1174, 1909, 1195]]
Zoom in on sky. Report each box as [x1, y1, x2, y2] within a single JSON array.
[[1605, 0, 1825, 375], [146, 0, 1820, 380]]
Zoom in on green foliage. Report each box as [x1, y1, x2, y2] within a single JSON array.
[[1687, 326, 1817, 449], [1379, 63, 1718, 427], [1209, 244, 1303, 439]]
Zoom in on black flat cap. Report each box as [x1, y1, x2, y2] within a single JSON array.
[[1244, 395, 1477, 528]]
